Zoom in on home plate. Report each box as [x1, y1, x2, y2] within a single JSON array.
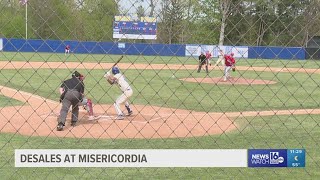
[[98, 115, 114, 121]]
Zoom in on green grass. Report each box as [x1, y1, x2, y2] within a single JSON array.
[[0, 114, 319, 179], [0, 52, 197, 65], [0, 52, 319, 179], [0, 95, 22, 107], [1, 51, 320, 68], [0, 69, 318, 112]]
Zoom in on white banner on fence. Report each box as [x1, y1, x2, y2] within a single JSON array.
[[0, 38, 3, 51], [15, 149, 247, 167], [185, 44, 201, 56], [186, 45, 248, 58]]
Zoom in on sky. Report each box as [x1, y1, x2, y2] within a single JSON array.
[[118, 0, 158, 17]]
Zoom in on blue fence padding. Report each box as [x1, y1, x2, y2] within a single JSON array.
[[3, 38, 307, 59], [248, 46, 305, 60], [3, 38, 186, 56]]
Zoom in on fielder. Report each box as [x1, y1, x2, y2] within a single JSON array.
[[104, 66, 133, 120], [223, 52, 236, 81], [205, 50, 212, 66], [65, 45, 70, 55]]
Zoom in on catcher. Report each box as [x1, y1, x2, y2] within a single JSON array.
[[77, 73, 100, 121], [197, 52, 209, 73], [223, 52, 236, 81], [104, 66, 133, 120]]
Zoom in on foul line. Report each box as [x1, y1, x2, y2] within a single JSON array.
[[0, 85, 59, 105]]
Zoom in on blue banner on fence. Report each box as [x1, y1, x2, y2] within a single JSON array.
[[248, 149, 305, 167]]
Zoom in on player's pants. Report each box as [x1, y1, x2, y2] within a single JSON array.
[[197, 59, 209, 73], [79, 98, 93, 116], [59, 90, 81, 125], [65, 49, 70, 54], [114, 88, 133, 116], [224, 66, 232, 81]]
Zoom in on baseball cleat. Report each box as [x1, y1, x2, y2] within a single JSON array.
[[127, 111, 133, 116], [71, 121, 77, 127], [88, 115, 101, 121], [115, 115, 125, 120], [56, 123, 64, 131]]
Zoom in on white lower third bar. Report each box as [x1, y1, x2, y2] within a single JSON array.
[[15, 149, 248, 167]]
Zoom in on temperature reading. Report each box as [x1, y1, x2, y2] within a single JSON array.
[[292, 163, 300, 167]]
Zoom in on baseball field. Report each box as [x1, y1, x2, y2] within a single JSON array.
[[0, 52, 319, 178]]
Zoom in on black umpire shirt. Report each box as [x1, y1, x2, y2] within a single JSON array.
[[60, 77, 84, 94], [199, 54, 206, 62]]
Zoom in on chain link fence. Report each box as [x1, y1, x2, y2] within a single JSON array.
[[0, 0, 319, 179]]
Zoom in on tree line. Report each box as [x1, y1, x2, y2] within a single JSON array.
[[0, 0, 319, 47]]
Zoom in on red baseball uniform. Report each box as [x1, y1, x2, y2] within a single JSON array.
[[224, 54, 235, 66], [205, 52, 212, 59]]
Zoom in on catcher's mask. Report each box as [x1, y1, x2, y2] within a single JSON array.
[[112, 66, 120, 75]]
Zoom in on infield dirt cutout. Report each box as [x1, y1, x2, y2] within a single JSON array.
[[0, 85, 235, 139], [0, 61, 319, 139], [180, 77, 277, 85]]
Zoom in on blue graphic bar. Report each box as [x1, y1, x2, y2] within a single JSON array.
[[287, 149, 305, 167], [248, 149, 305, 167]]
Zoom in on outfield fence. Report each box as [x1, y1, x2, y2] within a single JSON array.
[[0, 0, 320, 179], [2, 38, 306, 59]]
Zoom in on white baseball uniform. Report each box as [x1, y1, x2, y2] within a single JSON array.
[[113, 73, 133, 116]]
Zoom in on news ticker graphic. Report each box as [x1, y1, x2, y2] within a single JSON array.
[[15, 149, 305, 168], [248, 149, 305, 167]]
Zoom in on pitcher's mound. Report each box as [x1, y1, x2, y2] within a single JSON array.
[[180, 77, 277, 85]]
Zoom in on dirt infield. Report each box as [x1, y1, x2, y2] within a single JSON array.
[[0, 85, 235, 139], [0, 61, 319, 139], [180, 77, 277, 85]]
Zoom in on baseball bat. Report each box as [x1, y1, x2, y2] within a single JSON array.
[[105, 55, 124, 76], [112, 55, 124, 67]]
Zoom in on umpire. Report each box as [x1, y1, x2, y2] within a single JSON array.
[[197, 52, 208, 73], [57, 71, 84, 131]]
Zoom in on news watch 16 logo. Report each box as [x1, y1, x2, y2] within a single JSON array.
[[248, 149, 287, 167]]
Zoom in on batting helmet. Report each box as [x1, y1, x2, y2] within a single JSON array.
[[112, 66, 120, 75], [72, 71, 81, 78]]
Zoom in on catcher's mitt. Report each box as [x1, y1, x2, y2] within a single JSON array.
[[232, 67, 236, 72]]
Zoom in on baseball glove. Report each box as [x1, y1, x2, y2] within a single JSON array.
[[232, 67, 236, 72]]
